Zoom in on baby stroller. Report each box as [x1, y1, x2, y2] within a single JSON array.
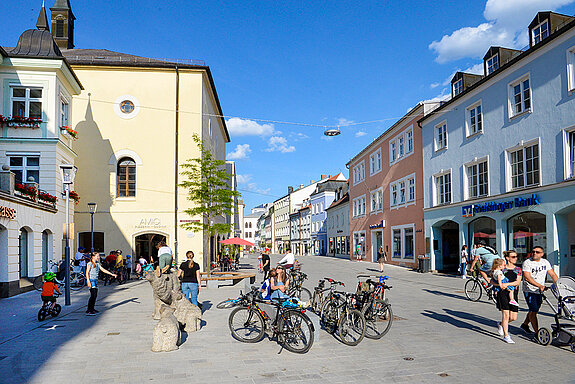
[[536, 276, 575, 352]]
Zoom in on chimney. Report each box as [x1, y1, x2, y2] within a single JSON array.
[[321, 174, 327, 179], [288, 186, 294, 194], [310, 180, 315, 184], [300, 184, 304, 189]]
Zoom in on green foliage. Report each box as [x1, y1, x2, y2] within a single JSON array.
[[179, 134, 241, 237]]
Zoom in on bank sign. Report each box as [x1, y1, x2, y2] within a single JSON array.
[[462, 194, 540, 218]]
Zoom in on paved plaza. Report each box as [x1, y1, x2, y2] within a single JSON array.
[[1, 254, 574, 384]]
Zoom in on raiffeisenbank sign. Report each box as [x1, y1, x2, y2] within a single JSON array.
[[462, 194, 540, 218]]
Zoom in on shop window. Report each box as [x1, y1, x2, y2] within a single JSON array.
[[508, 212, 546, 263], [392, 226, 415, 259], [469, 217, 497, 250], [392, 229, 402, 258], [353, 232, 365, 257], [117, 157, 136, 197]]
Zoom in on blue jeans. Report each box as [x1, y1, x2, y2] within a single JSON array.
[[460, 263, 466, 275], [182, 282, 199, 306]]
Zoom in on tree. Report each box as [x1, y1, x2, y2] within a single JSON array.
[[179, 134, 240, 268]]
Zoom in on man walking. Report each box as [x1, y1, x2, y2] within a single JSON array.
[[520, 246, 558, 334], [260, 251, 270, 281]]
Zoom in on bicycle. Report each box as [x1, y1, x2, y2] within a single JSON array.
[[321, 290, 366, 346], [287, 270, 312, 302], [464, 271, 497, 304], [311, 277, 344, 314], [228, 287, 315, 354], [38, 292, 62, 321], [33, 261, 86, 292], [355, 275, 393, 339]]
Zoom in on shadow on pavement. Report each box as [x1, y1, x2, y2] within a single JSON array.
[[421, 309, 501, 340], [422, 289, 468, 301]]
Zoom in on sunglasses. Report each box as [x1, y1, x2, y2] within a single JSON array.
[[509, 256, 518, 259], [533, 251, 544, 254]]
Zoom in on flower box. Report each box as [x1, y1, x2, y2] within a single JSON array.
[[60, 126, 78, 140], [0, 115, 42, 128], [69, 190, 80, 204], [38, 191, 57, 207], [15, 183, 37, 198]]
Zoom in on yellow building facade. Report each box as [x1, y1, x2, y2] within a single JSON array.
[[67, 59, 229, 271]]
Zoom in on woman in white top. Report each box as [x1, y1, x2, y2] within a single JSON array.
[[460, 245, 468, 279]]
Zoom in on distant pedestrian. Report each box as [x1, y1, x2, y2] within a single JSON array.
[[460, 245, 468, 279], [377, 246, 386, 273], [125, 255, 132, 280], [156, 241, 173, 277], [356, 244, 362, 261], [261, 251, 271, 281], [520, 246, 558, 334], [177, 251, 201, 307], [86, 252, 117, 315]]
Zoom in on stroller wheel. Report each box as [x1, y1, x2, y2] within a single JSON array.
[[570, 342, 575, 353], [536, 327, 551, 346]]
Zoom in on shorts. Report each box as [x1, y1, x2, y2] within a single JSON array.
[[158, 253, 173, 270], [524, 291, 543, 313], [495, 290, 518, 312], [41, 295, 56, 303], [480, 265, 493, 273]]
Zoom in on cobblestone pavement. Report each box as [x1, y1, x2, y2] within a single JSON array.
[[1, 254, 574, 384]]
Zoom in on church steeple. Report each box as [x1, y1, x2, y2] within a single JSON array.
[[36, 1, 49, 31], [50, 0, 75, 49]]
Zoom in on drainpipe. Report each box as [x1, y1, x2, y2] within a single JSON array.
[[174, 65, 180, 264]]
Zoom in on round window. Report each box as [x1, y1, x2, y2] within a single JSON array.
[[120, 100, 135, 114]]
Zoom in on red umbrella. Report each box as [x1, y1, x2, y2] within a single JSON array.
[[219, 237, 254, 246], [513, 231, 535, 239], [473, 232, 496, 238]]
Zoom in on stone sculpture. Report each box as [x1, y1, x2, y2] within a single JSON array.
[[152, 304, 180, 352], [146, 270, 179, 320], [172, 291, 202, 333]]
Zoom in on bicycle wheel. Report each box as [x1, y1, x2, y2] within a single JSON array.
[[217, 299, 240, 309], [362, 299, 393, 339], [337, 309, 365, 346], [320, 300, 340, 334], [311, 291, 324, 313], [33, 275, 44, 291], [279, 310, 314, 354], [464, 279, 482, 302], [228, 307, 265, 343], [38, 308, 47, 322], [52, 304, 62, 317], [69, 272, 86, 291]]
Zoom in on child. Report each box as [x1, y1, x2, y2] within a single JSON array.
[[492, 258, 519, 306], [41, 272, 61, 309]]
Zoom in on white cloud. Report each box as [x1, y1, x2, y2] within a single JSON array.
[[265, 136, 295, 153], [226, 117, 275, 136], [236, 174, 252, 184], [227, 144, 251, 160], [429, 0, 575, 63], [355, 131, 367, 138], [246, 183, 271, 195], [290, 132, 310, 141], [430, 82, 441, 89], [337, 118, 355, 126]]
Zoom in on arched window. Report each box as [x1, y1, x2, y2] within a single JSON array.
[[117, 157, 136, 197]]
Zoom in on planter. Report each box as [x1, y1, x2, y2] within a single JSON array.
[[60, 126, 78, 140], [0, 115, 42, 128]]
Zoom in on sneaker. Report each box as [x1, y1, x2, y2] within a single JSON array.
[[93, 309, 100, 313], [520, 323, 532, 334], [497, 322, 504, 336], [461, 275, 467, 279], [509, 300, 519, 306], [86, 311, 97, 316], [503, 335, 515, 344]]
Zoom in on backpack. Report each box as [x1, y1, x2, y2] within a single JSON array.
[[484, 245, 498, 255], [260, 279, 271, 300]]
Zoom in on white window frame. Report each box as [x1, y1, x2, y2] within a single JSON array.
[[508, 74, 532, 119], [390, 184, 397, 207], [464, 156, 489, 200], [435, 121, 448, 152], [6, 152, 41, 185], [60, 94, 70, 128], [370, 187, 383, 214], [352, 195, 366, 218], [390, 141, 396, 163], [390, 173, 416, 210], [389, 126, 414, 165], [10, 86, 43, 120], [466, 100, 483, 137], [433, 170, 452, 206], [370, 149, 382, 175], [486, 54, 499, 74], [353, 160, 365, 185], [407, 129, 413, 154], [391, 224, 415, 260], [408, 177, 415, 202], [453, 78, 463, 96], [567, 45, 575, 93], [532, 19, 549, 46], [505, 138, 541, 191], [564, 126, 575, 180]]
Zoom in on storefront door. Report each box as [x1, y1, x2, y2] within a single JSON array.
[[135, 233, 167, 263], [440, 221, 459, 272], [371, 230, 383, 262], [19, 228, 28, 278]]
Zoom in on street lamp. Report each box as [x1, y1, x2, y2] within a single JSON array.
[[60, 164, 77, 306], [88, 202, 97, 253]]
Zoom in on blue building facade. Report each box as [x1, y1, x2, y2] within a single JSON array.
[[310, 179, 346, 255], [421, 12, 575, 276]]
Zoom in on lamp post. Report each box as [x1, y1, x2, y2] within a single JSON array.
[[60, 164, 77, 306], [88, 202, 97, 253]]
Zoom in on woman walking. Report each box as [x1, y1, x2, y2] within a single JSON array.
[[86, 252, 117, 315], [177, 251, 201, 307], [460, 245, 468, 279], [377, 246, 386, 273], [494, 250, 522, 343]]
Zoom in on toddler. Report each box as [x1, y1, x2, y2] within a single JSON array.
[[492, 258, 518, 306]]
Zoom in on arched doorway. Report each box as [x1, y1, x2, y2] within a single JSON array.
[[469, 217, 496, 249], [508, 211, 546, 263], [135, 233, 167, 263], [41, 230, 53, 273], [440, 221, 459, 273], [19, 227, 31, 278]]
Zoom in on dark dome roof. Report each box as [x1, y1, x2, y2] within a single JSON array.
[[10, 29, 62, 58]]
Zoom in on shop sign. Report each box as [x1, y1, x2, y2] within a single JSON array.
[[462, 194, 540, 218], [369, 220, 386, 229], [135, 218, 167, 229], [0, 206, 17, 219]]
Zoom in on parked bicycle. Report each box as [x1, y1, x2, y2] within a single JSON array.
[[38, 292, 62, 321], [354, 275, 394, 339], [228, 287, 315, 353], [464, 271, 497, 304], [311, 277, 344, 314], [321, 290, 366, 346], [287, 270, 311, 302], [33, 260, 86, 292]]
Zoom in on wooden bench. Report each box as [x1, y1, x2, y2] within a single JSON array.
[[200, 271, 257, 289]]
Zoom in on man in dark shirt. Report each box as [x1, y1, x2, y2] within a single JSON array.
[[261, 252, 270, 281]]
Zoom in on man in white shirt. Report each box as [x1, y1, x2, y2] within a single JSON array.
[[278, 248, 295, 269], [75, 247, 87, 275], [520, 246, 558, 334]]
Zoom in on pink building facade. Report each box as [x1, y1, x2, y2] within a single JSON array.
[[347, 103, 437, 268]]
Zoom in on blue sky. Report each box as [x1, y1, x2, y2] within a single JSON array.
[[2, 0, 575, 211]]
